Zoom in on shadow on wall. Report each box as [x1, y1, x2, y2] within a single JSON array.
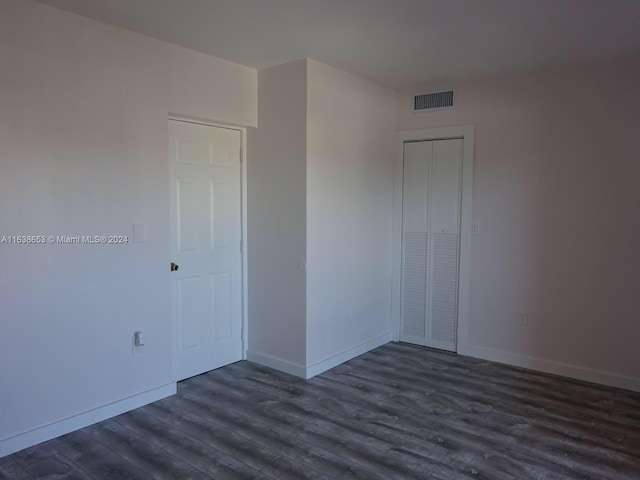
[[528, 71, 640, 378], [470, 62, 640, 380]]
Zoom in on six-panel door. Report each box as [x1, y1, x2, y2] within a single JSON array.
[[169, 120, 243, 381]]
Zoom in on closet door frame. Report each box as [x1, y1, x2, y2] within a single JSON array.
[[392, 125, 474, 354]]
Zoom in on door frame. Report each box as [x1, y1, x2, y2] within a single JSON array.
[[391, 125, 474, 354], [168, 115, 249, 370]]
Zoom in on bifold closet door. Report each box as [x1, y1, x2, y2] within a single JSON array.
[[400, 139, 462, 351]]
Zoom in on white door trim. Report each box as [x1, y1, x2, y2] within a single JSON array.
[[168, 116, 249, 364], [392, 125, 474, 355]]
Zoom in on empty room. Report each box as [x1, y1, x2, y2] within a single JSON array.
[[1, 0, 639, 478]]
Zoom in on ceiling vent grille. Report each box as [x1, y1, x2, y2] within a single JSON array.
[[413, 89, 455, 111]]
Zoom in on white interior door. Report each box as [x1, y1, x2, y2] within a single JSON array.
[[400, 138, 462, 351], [169, 119, 243, 381]]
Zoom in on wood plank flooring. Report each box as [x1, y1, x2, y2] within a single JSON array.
[[2, 342, 639, 479]]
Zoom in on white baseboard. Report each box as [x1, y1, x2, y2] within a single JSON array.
[[247, 332, 392, 380], [461, 344, 640, 393], [0, 382, 176, 458], [246, 351, 307, 378], [305, 332, 392, 379]]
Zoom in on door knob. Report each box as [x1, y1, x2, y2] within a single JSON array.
[[171, 262, 179, 272]]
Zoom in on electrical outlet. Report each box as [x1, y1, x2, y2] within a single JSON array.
[[472, 223, 480, 234], [133, 331, 145, 355], [519, 312, 529, 326], [134, 331, 145, 347]]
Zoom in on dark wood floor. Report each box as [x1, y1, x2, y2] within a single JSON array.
[[2, 342, 640, 479]]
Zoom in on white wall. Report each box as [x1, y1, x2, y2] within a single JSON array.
[[248, 59, 395, 377], [306, 59, 395, 369], [0, 0, 256, 456], [248, 60, 308, 372], [396, 55, 640, 390]]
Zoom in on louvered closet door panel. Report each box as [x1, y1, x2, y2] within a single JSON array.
[[400, 142, 432, 345], [428, 139, 463, 351], [402, 231, 428, 342], [400, 138, 463, 351]]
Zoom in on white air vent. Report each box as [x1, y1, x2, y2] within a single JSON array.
[[412, 89, 455, 111]]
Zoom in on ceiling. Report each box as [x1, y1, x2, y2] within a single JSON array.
[[36, 0, 640, 88]]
